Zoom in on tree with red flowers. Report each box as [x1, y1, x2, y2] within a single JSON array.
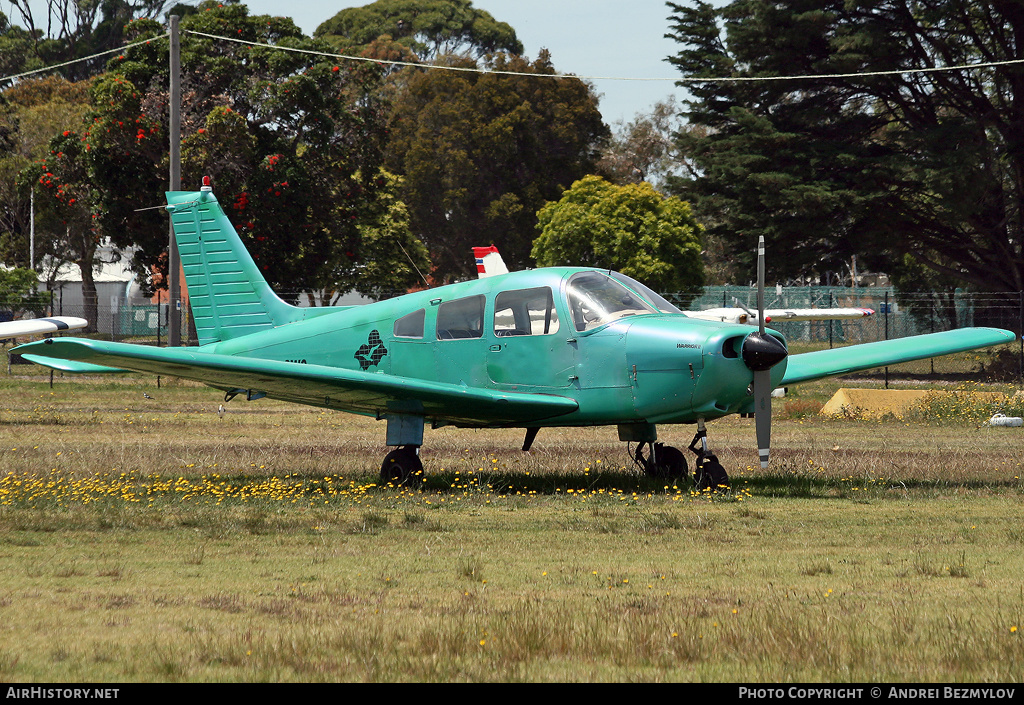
[[11, 2, 425, 304], [0, 75, 90, 275], [28, 73, 163, 329], [93, 2, 398, 300]]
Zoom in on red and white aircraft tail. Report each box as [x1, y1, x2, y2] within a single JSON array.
[[473, 245, 509, 278]]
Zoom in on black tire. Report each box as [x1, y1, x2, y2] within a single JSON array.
[[694, 454, 729, 491], [644, 443, 689, 480], [380, 446, 423, 485]]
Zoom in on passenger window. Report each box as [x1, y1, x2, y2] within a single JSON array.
[[494, 287, 559, 336], [436, 295, 485, 339], [393, 309, 425, 338]]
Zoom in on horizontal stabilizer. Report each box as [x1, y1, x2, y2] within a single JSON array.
[[13, 338, 578, 426], [782, 328, 1016, 385], [18, 354, 126, 373]]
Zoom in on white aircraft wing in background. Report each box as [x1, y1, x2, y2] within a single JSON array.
[[0, 316, 88, 339], [685, 307, 874, 325]]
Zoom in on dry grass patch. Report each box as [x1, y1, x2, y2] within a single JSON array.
[[0, 374, 1021, 681]]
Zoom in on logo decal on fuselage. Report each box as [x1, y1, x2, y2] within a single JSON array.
[[355, 330, 388, 370]]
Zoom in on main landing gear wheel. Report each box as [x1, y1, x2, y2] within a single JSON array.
[[380, 446, 423, 485], [634, 442, 689, 480]]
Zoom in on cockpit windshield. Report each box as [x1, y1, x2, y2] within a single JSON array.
[[608, 272, 682, 314], [566, 271, 658, 332]]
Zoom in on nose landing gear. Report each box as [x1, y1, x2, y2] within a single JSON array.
[[688, 420, 729, 491], [626, 419, 729, 490]]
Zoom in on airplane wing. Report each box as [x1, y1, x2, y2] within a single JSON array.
[[12, 338, 579, 426], [0, 316, 87, 338], [685, 307, 874, 325], [782, 328, 1017, 385], [764, 307, 874, 321], [683, 308, 753, 324]]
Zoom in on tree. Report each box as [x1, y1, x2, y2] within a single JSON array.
[[0, 266, 51, 319], [387, 51, 608, 280], [532, 175, 705, 297], [26, 73, 162, 329], [0, 10, 39, 84], [341, 170, 431, 301], [0, 76, 91, 274], [28, 129, 103, 329], [60, 2, 393, 301], [888, 253, 962, 332], [666, 0, 1024, 303], [597, 99, 692, 191], [314, 0, 522, 61]]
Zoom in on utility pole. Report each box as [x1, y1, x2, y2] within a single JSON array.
[[29, 189, 34, 269], [168, 15, 181, 346]]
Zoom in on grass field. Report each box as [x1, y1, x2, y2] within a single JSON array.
[[0, 369, 1022, 682]]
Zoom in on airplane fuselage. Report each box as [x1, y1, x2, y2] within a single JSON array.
[[206, 267, 787, 427]]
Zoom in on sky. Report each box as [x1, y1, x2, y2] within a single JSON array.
[[7, 0, 687, 125]]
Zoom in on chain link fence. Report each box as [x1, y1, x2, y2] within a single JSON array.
[[686, 286, 1024, 343], [682, 286, 1024, 381]]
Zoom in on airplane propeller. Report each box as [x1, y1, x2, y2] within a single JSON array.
[[742, 236, 788, 468]]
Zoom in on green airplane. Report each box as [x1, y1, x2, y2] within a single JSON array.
[[14, 181, 1017, 487]]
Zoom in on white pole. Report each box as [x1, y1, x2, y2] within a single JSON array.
[[30, 188, 35, 269]]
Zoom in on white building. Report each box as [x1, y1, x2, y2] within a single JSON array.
[[38, 241, 151, 335]]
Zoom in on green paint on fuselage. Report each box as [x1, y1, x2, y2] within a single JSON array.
[[201, 267, 775, 426]]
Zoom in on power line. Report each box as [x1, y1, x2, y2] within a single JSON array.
[[678, 57, 1024, 82], [185, 30, 1024, 83], [0, 34, 169, 84], [5, 26, 1024, 87], [184, 30, 594, 80]]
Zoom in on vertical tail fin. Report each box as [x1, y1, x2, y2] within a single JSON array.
[[473, 245, 509, 278], [166, 186, 301, 346]]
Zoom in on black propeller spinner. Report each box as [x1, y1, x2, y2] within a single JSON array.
[[742, 331, 788, 371]]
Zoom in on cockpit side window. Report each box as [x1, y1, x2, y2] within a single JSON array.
[[609, 272, 682, 314], [436, 295, 485, 339], [566, 272, 657, 332], [494, 287, 560, 337]]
